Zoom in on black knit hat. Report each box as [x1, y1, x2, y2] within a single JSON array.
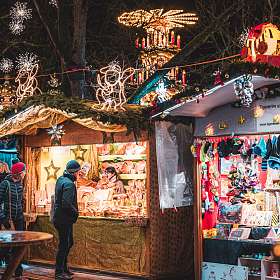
[[66, 160, 81, 173]]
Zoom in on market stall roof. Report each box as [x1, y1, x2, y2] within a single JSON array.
[[0, 105, 127, 138], [153, 75, 280, 118]]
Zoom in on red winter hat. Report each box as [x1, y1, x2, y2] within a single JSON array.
[[11, 162, 26, 175]]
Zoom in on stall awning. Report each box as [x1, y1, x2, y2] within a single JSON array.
[[156, 75, 280, 118], [0, 105, 127, 138]]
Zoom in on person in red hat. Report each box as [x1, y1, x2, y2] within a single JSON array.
[[0, 161, 26, 279]]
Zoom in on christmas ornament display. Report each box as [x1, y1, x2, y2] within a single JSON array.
[[234, 74, 254, 107], [95, 62, 134, 111]]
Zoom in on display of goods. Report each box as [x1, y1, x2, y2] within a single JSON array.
[[218, 202, 242, 224]]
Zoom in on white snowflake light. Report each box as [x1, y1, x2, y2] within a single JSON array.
[[16, 52, 39, 72], [9, 20, 25, 35], [10, 2, 32, 22], [0, 58, 14, 73], [49, 0, 58, 7]]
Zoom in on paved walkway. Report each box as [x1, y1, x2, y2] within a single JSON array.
[[1, 264, 144, 280]]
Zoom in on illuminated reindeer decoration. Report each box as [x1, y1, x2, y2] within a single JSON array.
[[15, 64, 42, 104], [95, 62, 135, 111]]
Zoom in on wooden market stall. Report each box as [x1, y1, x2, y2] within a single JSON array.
[[0, 104, 194, 279]]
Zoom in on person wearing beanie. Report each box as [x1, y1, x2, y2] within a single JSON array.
[[0, 161, 26, 279], [53, 160, 81, 280]]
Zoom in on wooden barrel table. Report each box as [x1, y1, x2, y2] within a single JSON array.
[[0, 231, 53, 280]]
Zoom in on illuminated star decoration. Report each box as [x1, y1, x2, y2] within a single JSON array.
[[71, 145, 87, 161], [44, 160, 60, 181], [0, 58, 14, 73], [9, 2, 32, 35], [95, 61, 134, 111], [118, 9, 198, 31], [16, 52, 39, 72], [47, 124, 65, 140]]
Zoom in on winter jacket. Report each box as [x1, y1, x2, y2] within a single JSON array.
[[53, 171, 79, 225], [0, 174, 24, 221]]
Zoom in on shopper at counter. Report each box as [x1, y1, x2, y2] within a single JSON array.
[[53, 160, 81, 280]]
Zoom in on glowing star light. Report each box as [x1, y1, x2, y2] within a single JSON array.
[[10, 2, 32, 22], [118, 9, 198, 31], [16, 52, 39, 72], [9, 20, 25, 35], [95, 62, 135, 111], [0, 58, 14, 73], [47, 124, 65, 140]]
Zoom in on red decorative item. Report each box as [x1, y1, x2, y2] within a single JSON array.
[[214, 70, 224, 86]]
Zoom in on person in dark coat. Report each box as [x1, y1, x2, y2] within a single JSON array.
[[53, 160, 81, 280], [0, 162, 26, 279]]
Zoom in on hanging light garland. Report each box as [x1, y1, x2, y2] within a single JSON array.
[[49, 0, 58, 8]]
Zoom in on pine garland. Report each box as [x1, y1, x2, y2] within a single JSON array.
[[0, 93, 149, 133]]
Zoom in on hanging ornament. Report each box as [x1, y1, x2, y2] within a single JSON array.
[[238, 27, 249, 47], [234, 74, 254, 107], [47, 124, 65, 146], [213, 69, 224, 86], [44, 160, 60, 181], [71, 145, 87, 161], [95, 61, 135, 111], [15, 63, 42, 104], [238, 115, 246, 125]]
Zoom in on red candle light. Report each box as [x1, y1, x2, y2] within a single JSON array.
[[135, 38, 139, 48], [182, 70, 186, 86], [171, 31, 175, 46], [142, 38, 145, 49], [177, 35, 181, 49]]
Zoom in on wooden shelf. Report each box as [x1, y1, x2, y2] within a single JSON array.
[[119, 174, 146, 180], [239, 257, 262, 262], [266, 276, 280, 280], [98, 154, 146, 161]]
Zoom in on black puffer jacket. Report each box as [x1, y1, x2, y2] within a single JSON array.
[[0, 174, 24, 221], [53, 171, 78, 225]]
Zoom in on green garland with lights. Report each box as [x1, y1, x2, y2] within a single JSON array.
[[0, 93, 149, 134], [150, 61, 280, 114]]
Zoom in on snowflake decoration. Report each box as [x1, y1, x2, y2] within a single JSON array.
[[49, 0, 58, 8], [0, 58, 14, 73], [9, 20, 25, 35], [16, 52, 39, 72], [10, 2, 32, 22], [239, 28, 249, 47], [47, 124, 65, 140]]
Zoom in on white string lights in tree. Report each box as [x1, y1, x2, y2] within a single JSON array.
[[16, 52, 39, 72], [49, 0, 58, 8], [9, 20, 25, 35], [239, 27, 249, 47], [95, 62, 135, 111], [15, 63, 42, 103], [0, 58, 14, 73], [9, 2, 32, 35]]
